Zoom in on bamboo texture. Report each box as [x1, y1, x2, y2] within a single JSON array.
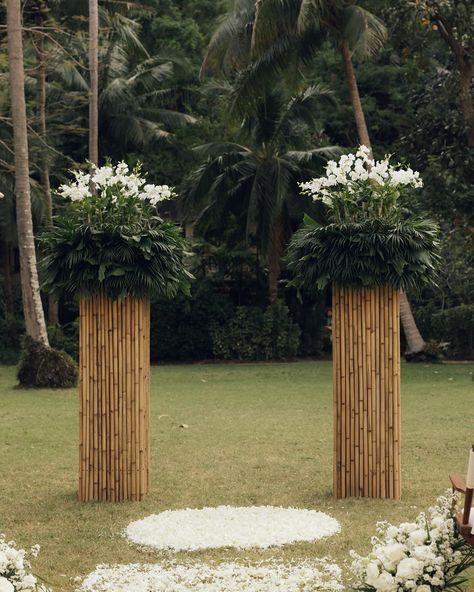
[[79, 294, 150, 502], [332, 285, 401, 499]]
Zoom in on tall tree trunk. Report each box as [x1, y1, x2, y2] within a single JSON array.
[[435, 16, 474, 147], [399, 290, 425, 354], [1, 241, 14, 316], [340, 40, 371, 150], [89, 0, 99, 165], [268, 213, 286, 304], [340, 39, 426, 354], [6, 0, 49, 346], [457, 61, 474, 147], [35, 1, 58, 324]]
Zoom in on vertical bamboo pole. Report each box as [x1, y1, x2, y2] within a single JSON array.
[[79, 293, 150, 502], [332, 285, 401, 498]]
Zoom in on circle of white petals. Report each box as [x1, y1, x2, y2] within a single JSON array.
[[125, 506, 341, 551], [78, 560, 344, 592]]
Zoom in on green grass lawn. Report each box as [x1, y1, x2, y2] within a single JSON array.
[[0, 361, 473, 591]]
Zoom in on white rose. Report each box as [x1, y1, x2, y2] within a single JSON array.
[[412, 545, 435, 562], [408, 529, 428, 545], [366, 560, 381, 586], [396, 557, 423, 580], [372, 571, 396, 592], [386, 526, 399, 539], [0, 577, 14, 592], [22, 573, 37, 587], [382, 542, 407, 569], [0, 551, 7, 571]]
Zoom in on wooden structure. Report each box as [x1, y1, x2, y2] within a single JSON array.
[[450, 452, 474, 546], [79, 294, 150, 502], [332, 285, 401, 498]]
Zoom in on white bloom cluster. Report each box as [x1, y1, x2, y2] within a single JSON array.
[[125, 506, 341, 551], [0, 534, 50, 592], [350, 491, 462, 592], [58, 162, 175, 205], [78, 559, 343, 592], [300, 146, 422, 205]]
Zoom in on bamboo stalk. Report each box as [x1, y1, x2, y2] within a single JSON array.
[[79, 294, 150, 502]]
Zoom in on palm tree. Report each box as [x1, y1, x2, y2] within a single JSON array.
[[6, 0, 49, 345], [202, 0, 386, 149], [202, 0, 427, 355], [184, 85, 338, 302], [49, 11, 195, 160], [89, 0, 99, 165]]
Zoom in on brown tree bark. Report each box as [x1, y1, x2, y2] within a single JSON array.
[[399, 290, 425, 354], [340, 40, 372, 151], [89, 0, 99, 166], [268, 213, 286, 304], [340, 40, 426, 354], [435, 15, 474, 147], [34, 1, 58, 324], [6, 0, 49, 345]]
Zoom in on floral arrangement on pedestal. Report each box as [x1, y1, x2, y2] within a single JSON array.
[[350, 491, 474, 592], [41, 161, 191, 299], [0, 534, 50, 592], [288, 145, 440, 290]]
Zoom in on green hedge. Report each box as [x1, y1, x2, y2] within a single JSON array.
[[431, 305, 474, 359], [414, 303, 474, 359], [210, 303, 301, 361]]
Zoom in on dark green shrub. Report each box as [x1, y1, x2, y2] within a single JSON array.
[[210, 303, 300, 361], [48, 322, 79, 361], [150, 281, 233, 361], [17, 336, 78, 388], [0, 316, 24, 364], [431, 305, 474, 359]]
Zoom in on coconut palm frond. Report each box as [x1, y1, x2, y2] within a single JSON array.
[[342, 4, 388, 60]]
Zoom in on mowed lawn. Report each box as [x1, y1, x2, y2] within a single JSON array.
[[0, 361, 473, 591]]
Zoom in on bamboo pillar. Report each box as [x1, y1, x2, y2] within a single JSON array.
[[79, 294, 150, 502], [332, 285, 401, 499]]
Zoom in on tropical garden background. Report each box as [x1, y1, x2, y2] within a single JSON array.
[[0, 0, 472, 365]]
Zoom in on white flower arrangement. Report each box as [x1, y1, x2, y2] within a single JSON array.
[[350, 491, 473, 592], [0, 534, 50, 592], [300, 146, 423, 223], [58, 161, 175, 205]]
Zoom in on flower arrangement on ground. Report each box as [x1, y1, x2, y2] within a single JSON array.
[[350, 491, 474, 592], [41, 161, 191, 299], [288, 146, 440, 291], [0, 534, 50, 592]]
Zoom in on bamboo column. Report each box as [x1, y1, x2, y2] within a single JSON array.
[[79, 294, 150, 502], [332, 285, 401, 499]]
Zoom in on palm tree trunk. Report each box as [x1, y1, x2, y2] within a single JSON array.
[[6, 0, 49, 346], [399, 290, 425, 354], [35, 1, 58, 325], [340, 40, 371, 150], [268, 213, 286, 304], [340, 39, 426, 355], [89, 0, 99, 165]]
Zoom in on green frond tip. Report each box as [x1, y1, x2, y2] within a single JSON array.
[[39, 216, 193, 301], [287, 217, 441, 293]]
